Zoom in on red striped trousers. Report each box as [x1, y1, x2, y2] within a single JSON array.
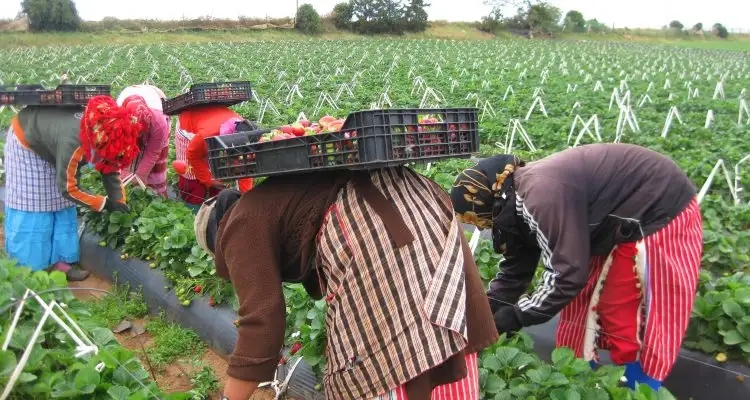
[[556, 198, 703, 381]]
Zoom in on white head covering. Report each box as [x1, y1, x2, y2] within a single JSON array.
[[194, 200, 216, 258], [116, 84, 165, 111]]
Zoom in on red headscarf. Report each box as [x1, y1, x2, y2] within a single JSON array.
[[79, 95, 145, 174]]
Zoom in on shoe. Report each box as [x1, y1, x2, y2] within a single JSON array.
[[65, 268, 91, 282]]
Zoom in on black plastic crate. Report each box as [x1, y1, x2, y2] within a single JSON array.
[[340, 108, 479, 162], [206, 108, 479, 180], [0, 84, 110, 107], [162, 81, 253, 115]]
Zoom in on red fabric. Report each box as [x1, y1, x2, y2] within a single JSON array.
[[177, 105, 240, 137], [375, 353, 479, 400], [238, 178, 254, 193], [178, 176, 220, 205], [80, 95, 144, 174], [556, 198, 703, 381], [178, 105, 242, 186], [597, 242, 642, 365]]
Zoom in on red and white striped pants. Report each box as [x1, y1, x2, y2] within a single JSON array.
[[371, 353, 479, 400], [556, 198, 703, 381]]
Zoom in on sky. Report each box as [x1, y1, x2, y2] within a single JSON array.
[[0, 0, 747, 31]]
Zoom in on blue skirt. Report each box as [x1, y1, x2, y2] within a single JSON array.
[[4, 206, 80, 271]]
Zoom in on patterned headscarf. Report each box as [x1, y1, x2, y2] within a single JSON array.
[[79, 96, 145, 174], [450, 154, 524, 230]]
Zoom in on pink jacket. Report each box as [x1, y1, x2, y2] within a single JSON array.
[[117, 85, 171, 196]]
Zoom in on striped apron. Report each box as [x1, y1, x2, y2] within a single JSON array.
[[175, 121, 197, 180], [316, 169, 469, 400], [556, 199, 703, 381], [4, 126, 75, 212]]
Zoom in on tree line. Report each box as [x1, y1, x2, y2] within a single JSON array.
[[14, 0, 731, 40], [480, 0, 731, 39]]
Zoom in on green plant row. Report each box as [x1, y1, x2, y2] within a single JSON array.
[[0, 257, 192, 399]]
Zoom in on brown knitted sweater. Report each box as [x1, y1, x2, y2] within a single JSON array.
[[213, 171, 497, 399]]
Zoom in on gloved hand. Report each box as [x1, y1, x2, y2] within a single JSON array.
[[494, 305, 523, 335], [104, 197, 130, 214]]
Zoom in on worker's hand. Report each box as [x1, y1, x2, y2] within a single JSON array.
[[104, 198, 130, 214], [493, 305, 522, 335]]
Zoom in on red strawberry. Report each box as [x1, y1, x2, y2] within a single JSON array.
[[290, 342, 303, 355], [208, 297, 215, 307], [279, 357, 288, 365], [193, 285, 202, 294]]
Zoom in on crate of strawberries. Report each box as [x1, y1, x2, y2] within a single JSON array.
[[205, 108, 479, 180], [0, 84, 111, 107], [161, 81, 253, 115]]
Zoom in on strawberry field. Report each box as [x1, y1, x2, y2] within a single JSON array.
[[1, 38, 750, 398]]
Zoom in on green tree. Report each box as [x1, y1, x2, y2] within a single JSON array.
[[402, 0, 429, 32], [564, 10, 585, 32], [712, 23, 729, 39], [21, 0, 81, 32], [331, 2, 354, 30], [693, 22, 703, 31], [669, 20, 684, 30], [350, 0, 405, 35], [526, 2, 561, 33], [295, 3, 322, 35]]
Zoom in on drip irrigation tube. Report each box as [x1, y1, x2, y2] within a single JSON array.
[[2, 188, 750, 398]]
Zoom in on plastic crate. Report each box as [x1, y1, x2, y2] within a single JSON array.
[[162, 81, 253, 115], [206, 108, 479, 180], [0, 84, 110, 107]]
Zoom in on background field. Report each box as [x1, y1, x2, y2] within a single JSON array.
[[1, 25, 750, 399]]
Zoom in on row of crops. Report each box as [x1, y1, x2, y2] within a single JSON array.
[[1, 38, 749, 398]]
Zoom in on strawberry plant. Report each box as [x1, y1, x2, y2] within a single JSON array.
[[685, 270, 750, 363], [0, 257, 189, 399], [479, 333, 676, 399]]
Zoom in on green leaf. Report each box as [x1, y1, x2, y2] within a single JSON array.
[[91, 327, 117, 347], [722, 300, 745, 320], [482, 354, 503, 372], [18, 372, 37, 383], [721, 329, 745, 345], [551, 347, 574, 366], [187, 266, 205, 278], [74, 364, 101, 394], [0, 350, 18, 376], [551, 388, 581, 400], [48, 270, 68, 288], [107, 385, 131, 399], [493, 391, 513, 400], [484, 373, 506, 393], [494, 347, 520, 367]]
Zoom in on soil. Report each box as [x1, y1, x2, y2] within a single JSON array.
[[70, 274, 232, 399]]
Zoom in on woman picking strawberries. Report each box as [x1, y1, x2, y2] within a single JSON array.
[[116, 84, 172, 197], [194, 168, 498, 400], [173, 104, 254, 208], [4, 96, 145, 281], [451, 143, 702, 390]]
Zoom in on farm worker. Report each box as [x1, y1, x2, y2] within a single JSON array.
[[451, 143, 702, 391], [115, 84, 172, 197], [3, 96, 145, 281], [174, 105, 254, 210], [194, 169, 499, 400]]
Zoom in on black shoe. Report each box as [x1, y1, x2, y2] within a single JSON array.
[[65, 268, 91, 282]]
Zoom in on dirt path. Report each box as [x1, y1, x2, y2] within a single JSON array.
[[69, 274, 232, 399]]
